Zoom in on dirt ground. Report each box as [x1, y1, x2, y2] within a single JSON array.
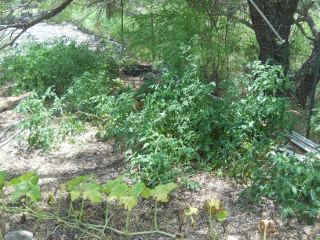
[[0, 83, 320, 240]]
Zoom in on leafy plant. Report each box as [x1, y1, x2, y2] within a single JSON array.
[[0, 170, 8, 209], [245, 152, 320, 223], [60, 175, 178, 238], [60, 174, 102, 220], [100, 60, 294, 188], [6, 170, 42, 219], [16, 88, 74, 151], [205, 198, 229, 240], [7, 170, 42, 205], [0, 37, 117, 96]]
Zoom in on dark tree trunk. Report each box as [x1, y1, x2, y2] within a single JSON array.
[[247, 0, 299, 71], [247, 0, 320, 107], [291, 39, 320, 108]]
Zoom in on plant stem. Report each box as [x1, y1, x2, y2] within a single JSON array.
[[0, 190, 6, 210], [128, 230, 176, 238], [68, 202, 73, 218], [80, 197, 85, 221], [125, 210, 130, 235], [55, 194, 63, 216], [263, 227, 267, 240], [209, 210, 215, 240], [103, 201, 109, 232], [154, 200, 158, 231], [34, 203, 42, 220]]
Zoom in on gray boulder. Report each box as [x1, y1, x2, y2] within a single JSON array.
[[4, 231, 33, 240]]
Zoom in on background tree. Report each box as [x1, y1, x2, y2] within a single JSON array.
[[1, 0, 320, 107], [247, 0, 319, 107], [0, 0, 74, 50]]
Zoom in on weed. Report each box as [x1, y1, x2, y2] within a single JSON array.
[[245, 152, 320, 223], [205, 198, 229, 240], [0, 37, 117, 96]]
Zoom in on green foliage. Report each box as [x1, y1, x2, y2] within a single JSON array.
[[102, 62, 216, 187], [7, 170, 41, 204], [0, 173, 179, 238], [100, 60, 294, 187], [0, 170, 8, 209], [63, 174, 102, 203], [0, 37, 117, 96], [245, 152, 320, 223], [310, 106, 320, 136], [5, 38, 125, 151], [218, 61, 295, 176], [66, 71, 131, 117], [124, 0, 244, 80], [16, 88, 85, 151], [0, 170, 7, 191]]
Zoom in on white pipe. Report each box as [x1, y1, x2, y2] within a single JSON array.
[[248, 0, 286, 45]]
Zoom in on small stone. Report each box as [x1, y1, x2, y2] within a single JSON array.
[[4, 231, 33, 240], [226, 236, 238, 240]]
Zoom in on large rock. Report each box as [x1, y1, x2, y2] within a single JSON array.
[[4, 231, 33, 240]]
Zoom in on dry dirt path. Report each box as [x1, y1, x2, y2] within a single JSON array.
[[0, 23, 319, 240], [16, 22, 95, 44]]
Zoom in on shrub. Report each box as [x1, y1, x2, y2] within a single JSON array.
[[0, 37, 117, 96], [245, 152, 320, 223], [16, 88, 77, 151], [100, 60, 295, 187]]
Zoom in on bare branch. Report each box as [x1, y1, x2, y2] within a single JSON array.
[[0, 0, 74, 50], [295, 20, 316, 42], [0, 0, 34, 14], [295, 1, 319, 39]]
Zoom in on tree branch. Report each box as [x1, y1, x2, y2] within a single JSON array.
[[0, 0, 74, 50], [295, 20, 316, 42], [295, 1, 319, 40]]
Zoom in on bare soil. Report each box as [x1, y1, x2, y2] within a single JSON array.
[[0, 23, 319, 240]]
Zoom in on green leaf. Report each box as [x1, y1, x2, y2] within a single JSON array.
[[0, 170, 7, 183], [142, 143, 150, 149], [60, 183, 68, 190], [164, 183, 178, 192], [215, 210, 229, 221], [151, 186, 169, 202], [296, 167, 302, 175], [0, 170, 7, 188], [119, 196, 138, 211], [108, 183, 129, 201], [26, 185, 42, 203], [66, 174, 95, 186], [69, 190, 81, 202], [82, 181, 102, 203], [8, 172, 34, 185], [19, 171, 37, 181], [102, 176, 124, 194], [206, 199, 221, 211], [11, 181, 30, 204], [151, 183, 178, 202], [291, 186, 297, 195], [310, 190, 317, 201], [185, 207, 199, 216], [30, 175, 40, 186], [141, 186, 152, 199], [129, 182, 146, 197]]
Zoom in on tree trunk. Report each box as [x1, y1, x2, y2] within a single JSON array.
[[247, 0, 299, 71], [291, 38, 320, 108], [247, 0, 320, 107]]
